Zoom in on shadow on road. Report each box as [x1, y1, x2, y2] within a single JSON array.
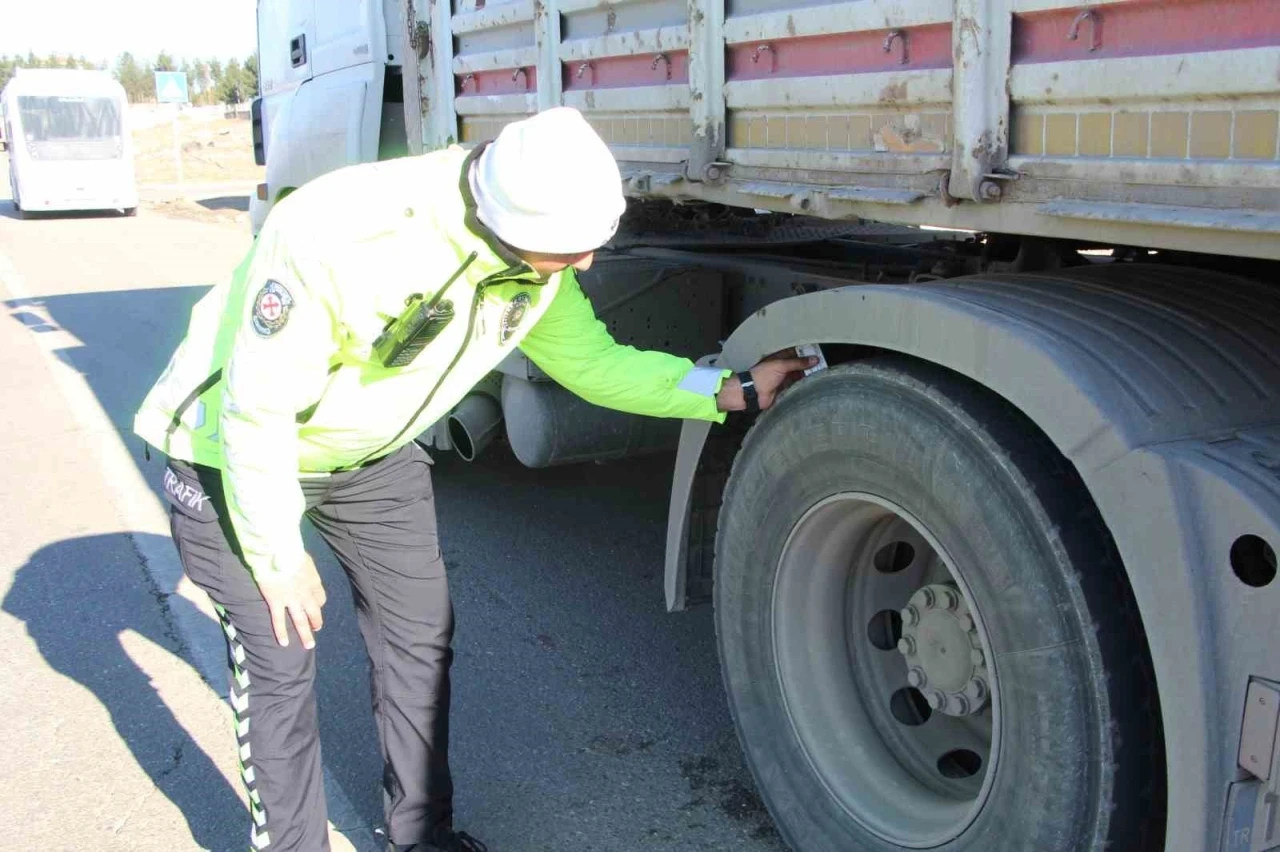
[[5, 286, 207, 442], [197, 196, 250, 213], [2, 533, 244, 849]]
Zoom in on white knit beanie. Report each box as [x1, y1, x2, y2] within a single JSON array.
[[471, 107, 626, 254]]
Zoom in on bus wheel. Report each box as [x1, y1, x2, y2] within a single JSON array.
[[714, 356, 1164, 852]]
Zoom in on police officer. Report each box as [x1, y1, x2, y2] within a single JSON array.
[[135, 107, 811, 852]]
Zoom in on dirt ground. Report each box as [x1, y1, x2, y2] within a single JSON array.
[[141, 196, 250, 228], [132, 115, 263, 185]]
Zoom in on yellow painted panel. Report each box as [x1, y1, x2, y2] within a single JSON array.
[[848, 115, 872, 150], [1045, 113, 1077, 156], [1013, 113, 1044, 156], [1190, 111, 1231, 159], [1078, 113, 1112, 157], [766, 117, 786, 149], [826, 115, 850, 151], [1151, 112, 1189, 158], [662, 118, 679, 147], [1113, 112, 1148, 157], [1234, 110, 1279, 160], [617, 118, 637, 145], [918, 114, 948, 153]]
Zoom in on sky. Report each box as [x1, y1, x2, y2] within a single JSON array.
[[1, 0, 259, 64]]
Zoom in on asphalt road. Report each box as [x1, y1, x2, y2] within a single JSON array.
[[0, 179, 785, 852]]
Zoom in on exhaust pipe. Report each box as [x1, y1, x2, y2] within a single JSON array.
[[447, 393, 503, 462]]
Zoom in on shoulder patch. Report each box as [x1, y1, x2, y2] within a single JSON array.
[[251, 280, 294, 337], [500, 292, 532, 344]]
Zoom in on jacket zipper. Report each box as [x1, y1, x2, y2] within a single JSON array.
[[351, 260, 526, 467]]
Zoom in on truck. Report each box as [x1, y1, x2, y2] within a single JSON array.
[[2, 68, 138, 218], [249, 1, 1280, 850]]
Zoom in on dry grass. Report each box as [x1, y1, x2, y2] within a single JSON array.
[[132, 116, 263, 185]]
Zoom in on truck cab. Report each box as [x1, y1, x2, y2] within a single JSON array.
[[250, 0, 406, 233]]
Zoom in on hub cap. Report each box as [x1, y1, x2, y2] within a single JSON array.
[[899, 584, 990, 717]]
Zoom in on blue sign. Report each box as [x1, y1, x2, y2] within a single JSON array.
[[155, 71, 189, 104]]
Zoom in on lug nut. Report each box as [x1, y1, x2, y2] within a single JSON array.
[[907, 667, 927, 689], [966, 677, 988, 703], [940, 588, 959, 611], [948, 693, 971, 715], [925, 690, 945, 710], [897, 636, 917, 656], [970, 648, 985, 667], [901, 604, 920, 627], [919, 588, 937, 609], [957, 613, 974, 631]]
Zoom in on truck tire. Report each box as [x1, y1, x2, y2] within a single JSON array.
[[714, 357, 1163, 852]]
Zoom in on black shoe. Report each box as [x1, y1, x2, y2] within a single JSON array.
[[386, 828, 489, 852]]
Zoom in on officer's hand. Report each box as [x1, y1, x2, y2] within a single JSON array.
[[717, 354, 817, 412], [255, 554, 327, 650]]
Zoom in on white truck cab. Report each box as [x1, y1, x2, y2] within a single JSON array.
[[250, 0, 407, 233]]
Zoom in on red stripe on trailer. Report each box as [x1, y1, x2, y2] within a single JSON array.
[[1012, 0, 1280, 65], [726, 24, 952, 82], [456, 66, 538, 97], [562, 51, 690, 91]]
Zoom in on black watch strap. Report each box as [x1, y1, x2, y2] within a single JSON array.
[[738, 371, 760, 414]]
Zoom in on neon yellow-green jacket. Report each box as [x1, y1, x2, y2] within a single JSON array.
[[135, 145, 728, 580]]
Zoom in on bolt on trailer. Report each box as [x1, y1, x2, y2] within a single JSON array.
[[250, 0, 1280, 850], [1, 68, 138, 218]]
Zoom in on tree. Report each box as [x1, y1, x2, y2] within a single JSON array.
[[114, 52, 150, 103], [155, 51, 176, 72], [208, 58, 224, 106], [0, 57, 16, 92], [217, 57, 246, 105], [243, 53, 259, 99], [191, 59, 210, 104]]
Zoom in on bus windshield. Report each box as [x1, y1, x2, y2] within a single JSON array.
[[17, 95, 123, 160]]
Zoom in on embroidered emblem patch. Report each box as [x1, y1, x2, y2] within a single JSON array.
[[500, 292, 532, 344], [251, 280, 294, 337]]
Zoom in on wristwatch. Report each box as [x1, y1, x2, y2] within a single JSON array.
[[737, 371, 759, 414]]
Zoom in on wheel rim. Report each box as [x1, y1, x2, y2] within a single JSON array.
[[771, 493, 1000, 847]]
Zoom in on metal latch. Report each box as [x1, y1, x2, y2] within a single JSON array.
[[1226, 679, 1280, 851], [1241, 680, 1280, 782]]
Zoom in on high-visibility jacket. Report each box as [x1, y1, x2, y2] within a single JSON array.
[[134, 145, 728, 580]]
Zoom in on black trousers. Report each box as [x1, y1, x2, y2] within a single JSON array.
[[164, 442, 453, 851]]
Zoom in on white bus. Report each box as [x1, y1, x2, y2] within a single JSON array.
[[2, 68, 138, 218]]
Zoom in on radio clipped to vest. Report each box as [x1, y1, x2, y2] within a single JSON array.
[[372, 251, 478, 368], [373, 296, 456, 367]]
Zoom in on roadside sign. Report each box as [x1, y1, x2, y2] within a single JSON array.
[[155, 71, 189, 104]]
